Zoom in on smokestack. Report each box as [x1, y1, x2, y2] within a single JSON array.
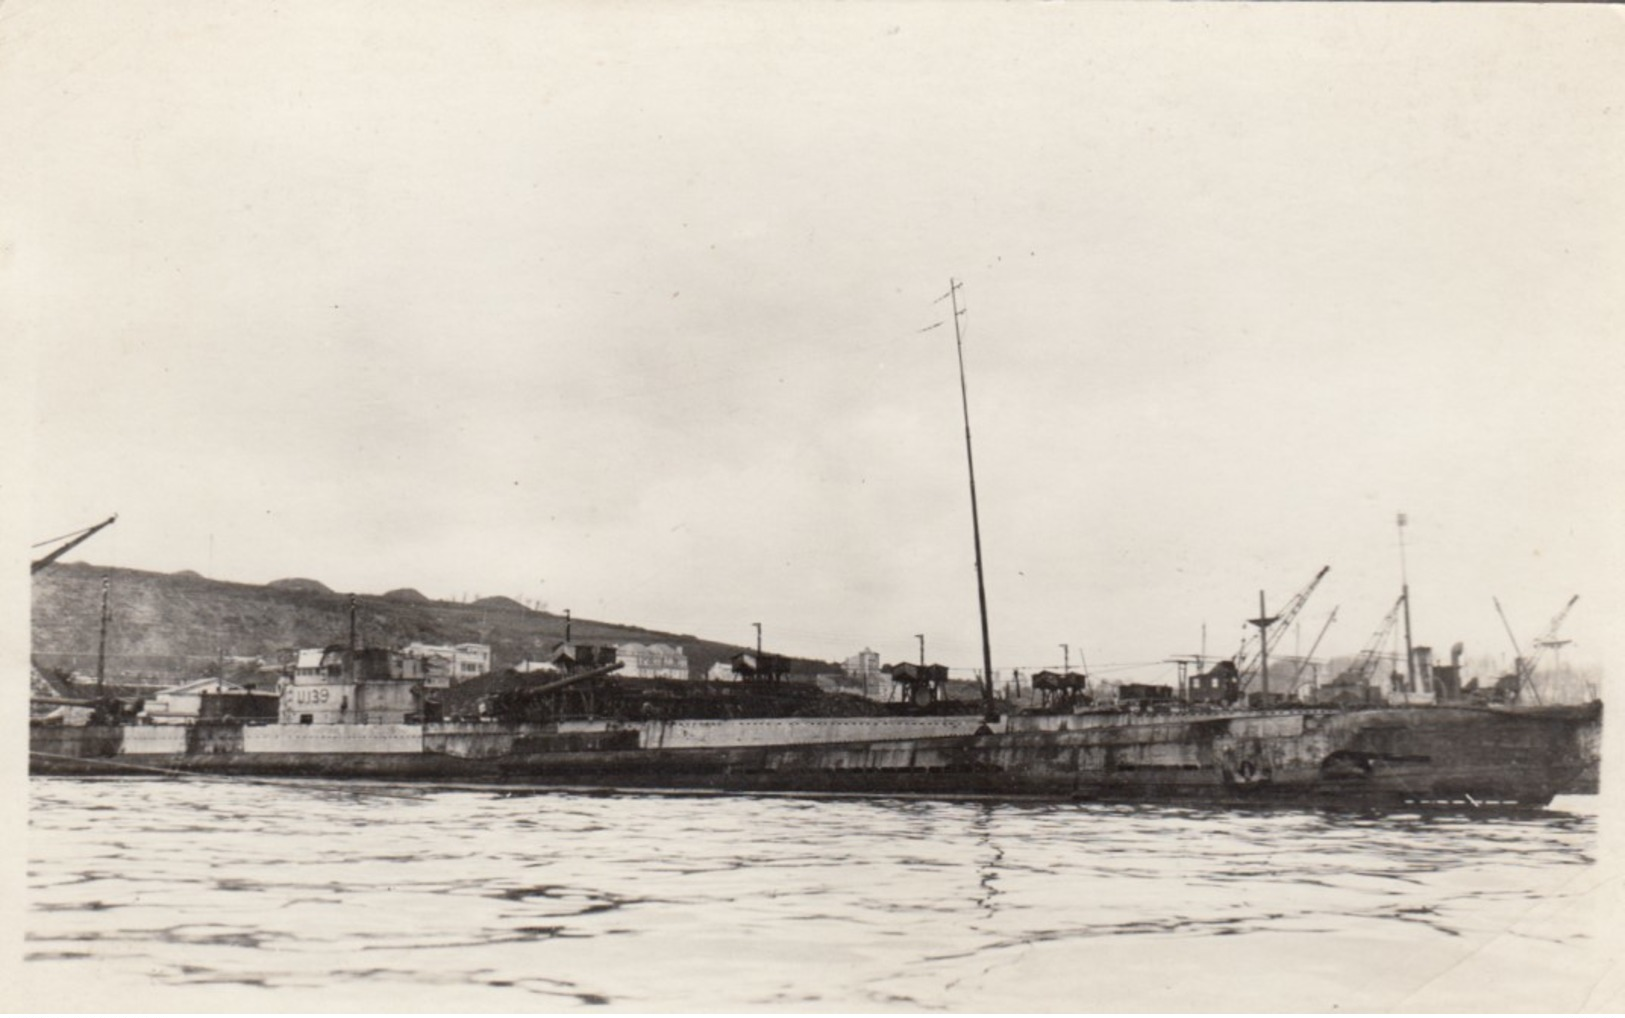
[[1413, 646, 1433, 693]]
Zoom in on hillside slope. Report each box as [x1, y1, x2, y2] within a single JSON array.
[[32, 561, 831, 684]]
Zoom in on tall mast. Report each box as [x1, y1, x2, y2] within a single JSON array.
[[948, 279, 998, 720], [1248, 590, 1278, 702], [1397, 512, 1415, 693], [95, 576, 110, 701]]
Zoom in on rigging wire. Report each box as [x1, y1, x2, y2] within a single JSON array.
[[31, 524, 103, 549]]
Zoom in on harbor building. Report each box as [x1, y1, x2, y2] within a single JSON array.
[[843, 647, 882, 683], [706, 661, 737, 682], [142, 677, 277, 724], [612, 642, 690, 680], [401, 642, 492, 686]]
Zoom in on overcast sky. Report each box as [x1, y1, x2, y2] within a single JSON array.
[[8, 3, 1623, 685]]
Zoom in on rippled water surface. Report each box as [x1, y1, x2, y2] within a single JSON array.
[[24, 779, 1617, 1011]]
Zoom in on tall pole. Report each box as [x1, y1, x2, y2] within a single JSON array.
[[1492, 595, 1541, 705], [1248, 590, 1278, 702], [95, 576, 110, 701], [1398, 513, 1416, 693], [348, 593, 359, 682], [1167, 656, 1198, 700], [949, 278, 998, 721], [753, 622, 762, 656]]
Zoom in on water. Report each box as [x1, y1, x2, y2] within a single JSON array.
[[22, 779, 1618, 1012]]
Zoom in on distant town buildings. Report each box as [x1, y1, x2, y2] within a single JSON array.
[[612, 642, 690, 680], [519, 640, 690, 679], [143, 677, 250, 724], [535, 641, 620, 673], [706, 661, 737, 682], [843, 647, 882, 683], [730, 651, 792, 682], [293, 647, 340, 682], [402, 642, 492, 687], [143, 677, 278, 724]]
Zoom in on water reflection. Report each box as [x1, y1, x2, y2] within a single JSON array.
[[25, 780, 1601, 1011], [970, 803, 1002, 919]]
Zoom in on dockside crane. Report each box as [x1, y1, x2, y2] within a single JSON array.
[[30, 514, 125, 723], [1535, 595, 1581, 675], [1339, 593, 1406, 694], [1493, 594, 1579, 705], [31, 515, 118, 574], [1289, 605, 1339, 694], [1235, 565, 1330, 690]]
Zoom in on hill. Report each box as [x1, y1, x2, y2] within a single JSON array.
[[31, 561, 834, 685], [268, 577, 333, 594], [471, 595, 528, 613]]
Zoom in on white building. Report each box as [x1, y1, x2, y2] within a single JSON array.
[[612, 642, 690, 680], [706, 661, 737, 682], [294, 647, 342, 681], [401, 642, 493, 687], [843, 647, 882, 682], [142, 677, 248, 724]]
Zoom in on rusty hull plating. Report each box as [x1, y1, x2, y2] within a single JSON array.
[[30, 700, 1600, 809]]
